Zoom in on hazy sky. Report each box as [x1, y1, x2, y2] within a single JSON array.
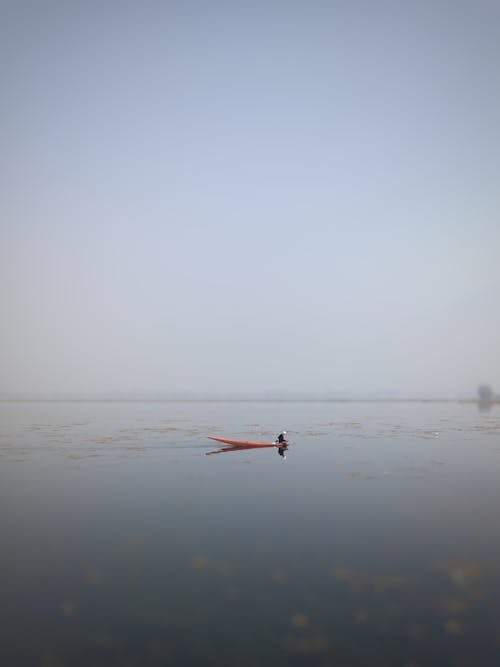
[[1, 0, 499, 397]]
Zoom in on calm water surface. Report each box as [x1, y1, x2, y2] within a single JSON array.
[[2, 400, 500, 666]]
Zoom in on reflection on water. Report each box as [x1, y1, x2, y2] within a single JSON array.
[[206, 441, 289, 458], [1, 400, 500, 666], [477, 400, 495, 414]]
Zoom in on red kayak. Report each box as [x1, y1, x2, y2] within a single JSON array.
[[206, 436, 289, 456], [207, 436, 287, 448]]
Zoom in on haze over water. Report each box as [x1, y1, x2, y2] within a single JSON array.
[[2, 2, 500, 663], [2, 399, 500, 666]]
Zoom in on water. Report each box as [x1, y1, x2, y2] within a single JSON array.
[[1, 400, 500, 666]]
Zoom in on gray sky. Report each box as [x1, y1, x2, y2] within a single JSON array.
[[1, 0, 499, 397]]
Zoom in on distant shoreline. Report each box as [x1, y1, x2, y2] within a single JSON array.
[[1, 396, 499, 404]]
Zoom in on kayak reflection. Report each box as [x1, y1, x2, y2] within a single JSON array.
[[206, 442, 289, 457]]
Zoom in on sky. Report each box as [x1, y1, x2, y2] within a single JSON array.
[[1, 0, 499, 398]]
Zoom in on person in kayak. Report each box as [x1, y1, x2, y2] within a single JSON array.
[[275, 431, 287, 444]]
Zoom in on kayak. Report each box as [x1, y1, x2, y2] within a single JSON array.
[[206, 436, 289, 456], [207, 436, 287, 448]]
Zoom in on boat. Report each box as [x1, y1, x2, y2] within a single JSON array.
[[207, 436, 287, 448], [206, 436, 289, 456]]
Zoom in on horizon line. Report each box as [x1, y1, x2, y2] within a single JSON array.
[[0, 392, 498, 404]]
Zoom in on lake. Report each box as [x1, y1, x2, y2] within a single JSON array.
[[1, 400, 500, 666]]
